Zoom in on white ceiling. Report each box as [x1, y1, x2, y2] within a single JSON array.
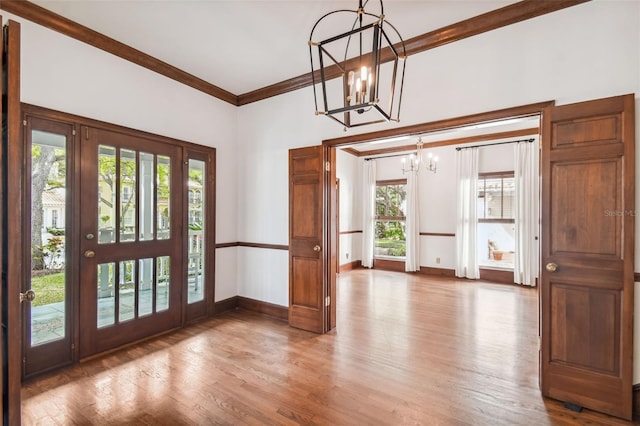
[[31, 0, 518, 95]]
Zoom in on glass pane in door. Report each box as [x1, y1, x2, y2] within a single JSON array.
[[157, 256, 170, 312], [30, 130, 67, 346], [139, 153, 155, 241], [120, 149, 137, 242], [119, 260, 136, 322], [157, 155, 171, 240], [98, 145, 116, 244], [187, 159, 205, 304], [139, 258, 154, 317], [97, 262, 115, 328]]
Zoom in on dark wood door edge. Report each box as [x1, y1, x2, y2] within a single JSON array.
[[0, 1, 588, 106], [634, 272, 640, 282], [5, 18, 22, 426]]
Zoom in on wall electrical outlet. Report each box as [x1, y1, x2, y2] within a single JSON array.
[[346, 253, 349, 259], [436, 257, 441, 264]]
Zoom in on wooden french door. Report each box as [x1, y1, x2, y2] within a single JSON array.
[[22, 116, 75, 378], [78, 126, 183, 358], [541, 94, 635, 420]]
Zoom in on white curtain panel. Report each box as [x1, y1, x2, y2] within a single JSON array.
[[405, 170, 420, 272], [362, 159, 376, 268], [514, 140, 540, 286], [455, 147, 480, 279]]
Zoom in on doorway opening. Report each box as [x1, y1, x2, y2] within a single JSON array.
[[332, 112, 541, 281], [323, 95, 636, 420]]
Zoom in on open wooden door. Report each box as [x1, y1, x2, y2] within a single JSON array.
[[3, 18, 22, 425], [541, 94, 635, 420], [289, 145, 335, 333]]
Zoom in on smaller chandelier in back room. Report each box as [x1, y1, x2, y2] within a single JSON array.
[[401, 138, 438, 174], [308, 0, 407, 129]]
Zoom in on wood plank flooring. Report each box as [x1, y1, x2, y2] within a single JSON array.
[[22, 270, 634, 425]]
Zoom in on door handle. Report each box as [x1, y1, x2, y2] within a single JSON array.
[[313, 245, 322, 252], [84, 250, 96, 258], [546, 262, 558, 272], [20, 289, 36, 303]]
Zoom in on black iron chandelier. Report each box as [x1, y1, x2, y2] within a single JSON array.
[[308, 0, 407, 129]]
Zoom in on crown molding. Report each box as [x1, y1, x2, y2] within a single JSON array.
[[0, 0, 589, 107], [236, 0, 590, 105]]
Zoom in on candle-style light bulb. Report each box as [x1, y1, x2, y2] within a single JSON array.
[[347, 71, 355, 105]]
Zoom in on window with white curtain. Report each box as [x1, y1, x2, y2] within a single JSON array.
[[374, 179, 406, 259], [477, 171, 515, 269]]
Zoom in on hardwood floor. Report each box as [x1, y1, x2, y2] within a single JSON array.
[[22, 270, 634, 425]]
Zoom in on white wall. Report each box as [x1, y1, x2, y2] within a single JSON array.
[[236, 0, 640, 379], [10, 13, 239, 301]]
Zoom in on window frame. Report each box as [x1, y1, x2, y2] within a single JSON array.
[[478, 171, 515, 224], [374, 179, 407, 260]]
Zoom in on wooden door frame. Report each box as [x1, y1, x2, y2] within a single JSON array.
[[320, 102, 552, 364]]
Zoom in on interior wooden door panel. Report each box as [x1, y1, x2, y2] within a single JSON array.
[[541, 94, 634, 420], [289, 146, 326, 333]]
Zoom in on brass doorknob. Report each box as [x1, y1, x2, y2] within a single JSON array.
[[84, 250, 96, 258], [313, 245, 321, 252], [546, 262, 558, 272], [20, 289, 36, 303]]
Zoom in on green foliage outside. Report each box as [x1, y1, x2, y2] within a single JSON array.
[[32, 235, 65, 271], [375, 221, 406, 257], [30, 272, 65, 307]]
